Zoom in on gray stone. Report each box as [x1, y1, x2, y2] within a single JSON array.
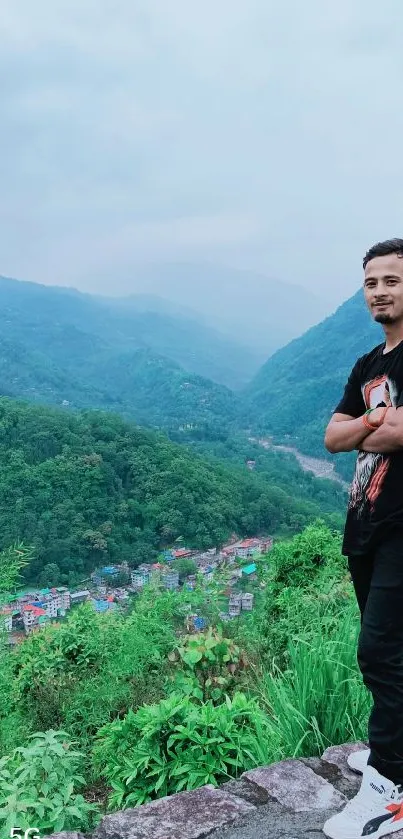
[[46, 834, 86, 839], [221, 777, 269, 806], [301, 756, 360, 799], [321, 741, 368, 781], [92, 785, 255, 839], [202, 800, 339, 839], [243, 759, 346, 812]]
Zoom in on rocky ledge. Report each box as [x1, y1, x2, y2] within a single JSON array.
[[49, 742, 403, 839]]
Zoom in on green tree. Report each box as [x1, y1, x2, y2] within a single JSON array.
[[38, 562, 62, 588], [171, 557, 197, 581]]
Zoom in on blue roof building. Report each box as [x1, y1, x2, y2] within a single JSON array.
[[242, 563, 257, 576]]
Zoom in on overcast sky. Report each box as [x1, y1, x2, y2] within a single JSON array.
[[1, 0, 402, 310]]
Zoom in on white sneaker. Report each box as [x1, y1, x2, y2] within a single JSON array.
[[347, 748, 370, 774], [323, 765, 403, 839]]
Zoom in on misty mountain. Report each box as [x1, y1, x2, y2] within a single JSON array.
[[124, 262, 331, 353], [0, 275, 263, 390], [0, 275, 244, 429], [246, 290, 383, 472]]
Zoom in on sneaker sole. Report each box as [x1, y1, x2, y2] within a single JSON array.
[[324, 821, 403, 839]]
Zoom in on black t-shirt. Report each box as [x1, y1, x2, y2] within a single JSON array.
[[335, 340, 403, 556]]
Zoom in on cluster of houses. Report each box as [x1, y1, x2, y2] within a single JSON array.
[[1, 586, 72, 637], [131, 564, 180, 591], [1, 574, 130, 638], [129, 537, 272, 594], [128, 537, 271, 627], [1, 536, 272, 639]]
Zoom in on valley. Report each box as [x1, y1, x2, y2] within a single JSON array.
[[0, 272, 372, 834], [273, 445, 350, 490]]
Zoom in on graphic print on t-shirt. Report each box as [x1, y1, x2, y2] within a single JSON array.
[[349, 375, 396, 516]]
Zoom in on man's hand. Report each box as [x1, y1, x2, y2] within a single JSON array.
[[325, 412, 373, 453], [365, 406, 390, 427], [359, 407, 403, 453]]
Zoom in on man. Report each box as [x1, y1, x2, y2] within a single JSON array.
[[323, 238, 403, 839]]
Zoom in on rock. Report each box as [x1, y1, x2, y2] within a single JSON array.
[[46, 834, 86, 839], [242, 759, 346, 812], [301, 756, 360, 799], [221, 777, 269, 806], [201, 800, 338, 839], [321, 741, 368, 781], [92, 785, 255, 839]]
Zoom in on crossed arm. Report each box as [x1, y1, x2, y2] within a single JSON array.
[[324, 407, 403, 454]]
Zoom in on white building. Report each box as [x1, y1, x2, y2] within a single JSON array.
[[44, 596, 59, 618], [22, 604, 48, 634], [242, 593, 254, 611], [234, 539, 262, 559], [162, 570, 179, 591], [228, 593, 242, 617], [131, 569, 150, 589], [70, 590, 90, 605], [57, 587, 71, 610]]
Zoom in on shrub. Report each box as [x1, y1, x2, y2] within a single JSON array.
[[93, 692, 278, 808], [11, 604, 175, 745], [0, 730, 99, 836], [261, 523, 351, 664], [268, 521, 343, 589]]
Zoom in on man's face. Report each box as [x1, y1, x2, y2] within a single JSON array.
[[364, 253, 403, 325]]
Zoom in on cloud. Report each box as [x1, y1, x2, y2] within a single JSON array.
[[0, 0, 402, 305]]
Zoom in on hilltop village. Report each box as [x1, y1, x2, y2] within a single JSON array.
[[1, 536, 273, 641]]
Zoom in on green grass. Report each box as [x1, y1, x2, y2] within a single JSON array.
[[255, 601, 370, 758]]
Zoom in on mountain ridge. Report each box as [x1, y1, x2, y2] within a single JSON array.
[[0, 273, 263, 391], [246, 290, 384, 475], [121, 261, 331, 352]]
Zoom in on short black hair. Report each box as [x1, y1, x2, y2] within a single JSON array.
[[363, 238, 403, 269]]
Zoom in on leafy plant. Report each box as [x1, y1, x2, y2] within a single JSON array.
[[268, 521, 343, 589], [0, 730, 99, 836], [169, 627, 245, 702], [93, 692, 276, 808], [0, 542, 33, 597], [0, 542, 36, 757]]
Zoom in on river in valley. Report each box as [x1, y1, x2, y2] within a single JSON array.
[[250, 436, 350, 491]]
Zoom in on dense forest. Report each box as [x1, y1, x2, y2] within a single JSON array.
[[170, 426, 346, 515], [0, 397, 345, 586]]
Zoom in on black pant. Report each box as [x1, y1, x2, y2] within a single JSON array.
[[349, 530, 403, 785]]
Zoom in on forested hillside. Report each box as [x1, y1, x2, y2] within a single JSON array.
[[246, 290, 383, 477], [81, 348, 242, 429], [0, 398, 345, 585], [0, 282, 246, 434], [0, 274, 261, 391]]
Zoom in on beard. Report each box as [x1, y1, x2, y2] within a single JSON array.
[[374, 312, 395, 324]]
